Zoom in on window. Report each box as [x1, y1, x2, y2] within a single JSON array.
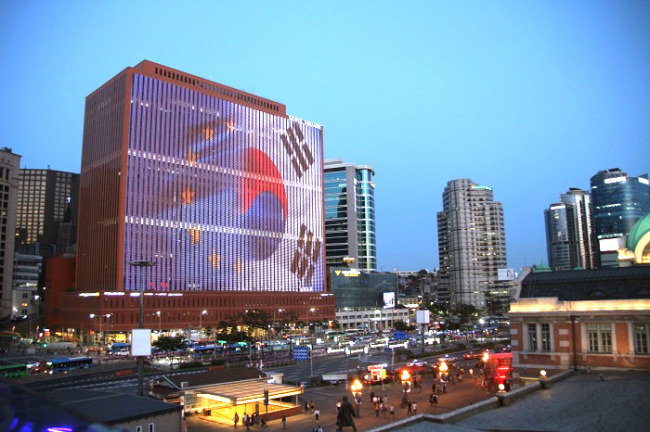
[[528, 323, 537, 351], [587, 323, 612, 353], [635, 324, 649, 354], [148, 423, 155, 432], [135, 427, 142, 432], [541, 323, 551, 352]]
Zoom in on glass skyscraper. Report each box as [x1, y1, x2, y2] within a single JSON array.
[[590, 168, 650, 266], [324, 159, 376, 272], [590, 169, 650, 239], [544, 188, 597, 271]]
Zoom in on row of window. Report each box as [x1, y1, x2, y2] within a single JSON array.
[[526, 322, 649, 354]]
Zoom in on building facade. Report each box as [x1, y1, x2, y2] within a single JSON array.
[[16, 169, 79, 257], [0, 148, 21, 320], [50, 61, 334, 337], [590, 168, 650, 267], [11, 253, 42, 319], [544, 188, 597, 271], [324, 159, 376, 272], [510, 266, 650, 371], [437, 179, 507, 309]]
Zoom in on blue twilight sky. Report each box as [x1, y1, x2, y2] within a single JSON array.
[[1, 1, 649, 273]]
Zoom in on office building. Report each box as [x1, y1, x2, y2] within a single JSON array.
[[324, 159, 376, 272], [544, 188, 597, 271], [11, 253, 42, 319], [590, 168, 650, 267], [437, 179, 507, 309], [16, 168, 79, 257], [49, 61, 334, 339], [0, 148, 21, 320]]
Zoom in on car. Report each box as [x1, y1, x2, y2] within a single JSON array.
[[437, 355, 458, 363], [463, 350, 483, 360], [406, 360, 428, 367], [298, 381, 312, 388]]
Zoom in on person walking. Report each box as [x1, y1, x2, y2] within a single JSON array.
[[336, 395, 357, 432], [375, 403, 380, 417], [310, 400, 315, 413], [412, 402, 417, 415], [305, 400, 310, 412], [233, 412, 239, 429], [281, 415, 286, 430], [314, 408, 320, 421], [390, 404, 395, 419], [407, 401, 412, 416]]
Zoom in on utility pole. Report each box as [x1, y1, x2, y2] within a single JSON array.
[[131, 259, 157, 397]]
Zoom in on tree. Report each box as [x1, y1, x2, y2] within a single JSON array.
[[153, 336, 185, 366], [394, 320, 408, 331]]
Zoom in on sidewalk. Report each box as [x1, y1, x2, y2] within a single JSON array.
[[187, 373, 494, 432]]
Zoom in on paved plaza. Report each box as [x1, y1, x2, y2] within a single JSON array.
[[187, 369, 493, 432]]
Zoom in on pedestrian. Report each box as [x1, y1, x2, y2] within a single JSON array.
[[413, 402, 417, 415], [381, 403, 386, 417], [314, 408, 320, 421], [370, 390, 375, 402], [233, 412, 239, 429], [390, 404, 395, 418], [407, 401, 412, 416], [443, 381, 447, 393], [317, 425, 323, 432], [375, 403, 380, 417], [336, 395, 357, 432], [282, 415, 286, 430], [310, 400, 315, 413], [305, 400, 309, 412]]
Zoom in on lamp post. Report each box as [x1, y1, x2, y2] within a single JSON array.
[[199, 310, 207, 339], [90, 313, 112, 345], [130, 259, 157, 397], [479, 318, 485, 341], [156, 311, 162, 334]]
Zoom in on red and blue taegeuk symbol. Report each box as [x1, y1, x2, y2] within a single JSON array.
[[241, 148, 287, 260]]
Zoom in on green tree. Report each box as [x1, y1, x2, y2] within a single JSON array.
[[153, 336, 185, 366], [393, 320, 408, 331]]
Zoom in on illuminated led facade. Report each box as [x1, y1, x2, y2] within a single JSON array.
[[58, 61, 334, 335]]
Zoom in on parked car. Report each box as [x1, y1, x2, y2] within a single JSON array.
[[463, 350, 483, 360]]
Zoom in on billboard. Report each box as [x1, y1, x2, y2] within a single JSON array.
[[498, 269, 516, 281], [383, 292, 395, 309], [599, 238, 621, 252], [123, 74, 324, 293]]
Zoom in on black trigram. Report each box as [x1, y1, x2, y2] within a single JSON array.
[[281, 123, 314, 178], [291, 224, 321, 285]]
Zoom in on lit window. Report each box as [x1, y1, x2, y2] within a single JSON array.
[[587, 323, 612, 353]]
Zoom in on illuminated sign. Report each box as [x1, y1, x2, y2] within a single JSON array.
[[383, 292, 395, 309], [639, 178, 649, 185], [497, 269, 515, 281], [604, 176, 626, 184], [599, 238, 621, 252], [471, 184, 492, 191], [334, 269, 361, 277]]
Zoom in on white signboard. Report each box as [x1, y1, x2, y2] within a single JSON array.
[[498, 268, 516, 281], [131, 329, 152, 356], [416, 310, 430, 325], [383, 292, 395, 309]]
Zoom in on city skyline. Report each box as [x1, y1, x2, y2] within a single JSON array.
[[1, 1, 648, 273]]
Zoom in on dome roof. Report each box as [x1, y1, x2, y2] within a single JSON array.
[[533, 263, 552, 273], [627, 213, 650, 251]]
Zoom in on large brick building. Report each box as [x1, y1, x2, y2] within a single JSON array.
[[47, 61, 335, 341], [510, 266, 650, 371]]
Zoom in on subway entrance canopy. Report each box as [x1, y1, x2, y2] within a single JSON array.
[[195, 381, 303, 406]]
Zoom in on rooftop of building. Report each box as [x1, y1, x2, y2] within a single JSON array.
[[161, 366, 266, 389], [520, 265, 650, 300], [324, 158, 374, 173]]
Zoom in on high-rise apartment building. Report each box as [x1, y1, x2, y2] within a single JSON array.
[[590, 168, 650, 267], [50, 61, 334, 337], [437, 179, 507, 309], [324, 159, 376, 272], [0, 148, 21, 320], [16, 169, 79, 257], [544, 188, 597, 271]]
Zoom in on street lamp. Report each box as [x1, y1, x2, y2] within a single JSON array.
[[90, 313, 112, 345], [479, 318, 485, 341], [130, 259, 157, 397], [199, 310, 207, 338], [156, 311, 162, 334]]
